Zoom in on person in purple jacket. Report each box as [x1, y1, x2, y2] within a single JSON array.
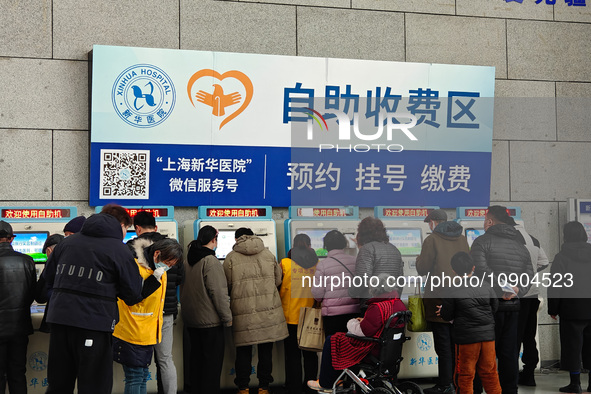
[[312, 230, 361, 336]]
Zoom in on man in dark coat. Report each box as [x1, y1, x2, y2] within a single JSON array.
[[0, 220, 36, 394], [471, 206, 533, 394], [44, 204, 145, 394]]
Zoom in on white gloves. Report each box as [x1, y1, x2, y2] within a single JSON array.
[[153, 267, 166, 281]]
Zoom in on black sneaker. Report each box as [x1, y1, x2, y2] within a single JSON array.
[[559, 384, 582, 393], [424, 384, 455, 394], [518, 370, 536, 386]]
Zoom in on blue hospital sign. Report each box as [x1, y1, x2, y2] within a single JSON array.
[[90, 45, 495, 207]]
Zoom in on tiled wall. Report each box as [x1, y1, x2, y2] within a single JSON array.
[[2, 0, 590, 364]]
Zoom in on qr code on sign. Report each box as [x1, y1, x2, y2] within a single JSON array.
[[100, 149, 150, 199]]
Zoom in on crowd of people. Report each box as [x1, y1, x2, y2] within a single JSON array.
[[0, 204, 589, 394]]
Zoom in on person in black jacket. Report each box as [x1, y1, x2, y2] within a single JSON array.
[[470, 206, 533, 394], [439, 252, 501, 394], [43, 204, 149, 394], [0, 220, 36, 394], [127, 210, 185, 394], [548, 221, 591, 394]]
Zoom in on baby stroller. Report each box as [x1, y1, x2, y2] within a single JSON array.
[[327, 310, 423, 394]]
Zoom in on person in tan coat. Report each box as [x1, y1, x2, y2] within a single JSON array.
[[223, 228, 288, 394], [416, 209, 470, 394]]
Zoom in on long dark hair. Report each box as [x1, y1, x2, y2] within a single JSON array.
[[188, 225, 217, 249]]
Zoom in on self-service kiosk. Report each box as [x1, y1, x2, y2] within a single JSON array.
[[184, 206, 278, 258], [567, 198, 591, 241], [183, 206, 282, 389], [0, 206, 78, 278], [94, 205, 179, 242], [283, 206, 360, 257], [0, 206, 79, 393], [455, 206, 524, 248], [374, 206, 439, 379], [375, 206, 437, 279]]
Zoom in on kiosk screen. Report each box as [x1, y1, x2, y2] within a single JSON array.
[[216, 230, 235, 260], [12, 231, 49, 263], [123, 230, 137, 244], [466, 228, 485, 247], [295, 228, 337, 257], [386, 228, 422, 256]]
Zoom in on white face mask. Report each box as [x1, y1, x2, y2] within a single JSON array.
[[155, 262, 170, 272]]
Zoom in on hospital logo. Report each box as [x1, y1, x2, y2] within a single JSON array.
[[112, 64, 176, 128], [417, 333, 432, 352], [187, 69, 253, 130], [28, 351, 48, 372]]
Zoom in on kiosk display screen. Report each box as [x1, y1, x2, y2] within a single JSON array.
[[12, 231, 49, 263], [295, 228, 337, 257], [123, 230, 137, 244], [216, 230, 236, 260], [466, 228, 485, 247], [387, 228, 422, 256]]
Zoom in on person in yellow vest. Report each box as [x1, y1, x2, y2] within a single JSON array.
[[113, 238, 184, 394], [280, 233, 320, 394]]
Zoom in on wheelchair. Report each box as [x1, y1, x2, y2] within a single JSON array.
[[326, 310, 423, 394]]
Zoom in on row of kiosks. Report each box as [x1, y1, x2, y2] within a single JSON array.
[[0, 206, 79, 392], [374, 206, 439, 378], [182, 206, 283, 389]]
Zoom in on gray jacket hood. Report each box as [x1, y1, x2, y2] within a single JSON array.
[[434, 221, 464, 238]]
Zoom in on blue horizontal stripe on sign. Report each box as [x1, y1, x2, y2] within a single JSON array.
[[90, 143, 490, 208]]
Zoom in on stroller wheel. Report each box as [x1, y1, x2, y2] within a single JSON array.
[[395, 381, 423, 394]]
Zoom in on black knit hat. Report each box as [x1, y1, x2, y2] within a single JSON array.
[[63, 216, 86, 234]]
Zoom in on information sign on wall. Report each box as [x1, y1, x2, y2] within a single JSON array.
[[90, 45, 494, 207]]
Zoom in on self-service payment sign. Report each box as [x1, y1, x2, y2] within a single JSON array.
[[90, 45, 494, 207]]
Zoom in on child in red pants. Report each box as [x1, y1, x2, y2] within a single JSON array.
[[437, 252, 502, 394]]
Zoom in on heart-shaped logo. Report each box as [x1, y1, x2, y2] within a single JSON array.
[[187, 69, 253, 130]]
